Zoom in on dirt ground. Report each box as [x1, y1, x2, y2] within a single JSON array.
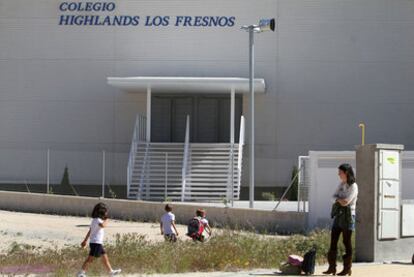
[[0, 210, 191, 253], [1, 210, 414, 276]]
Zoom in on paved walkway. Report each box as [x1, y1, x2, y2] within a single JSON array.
[[128, 264, 414, 277]]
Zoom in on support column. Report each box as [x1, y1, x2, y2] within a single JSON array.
[[229, 88, 236, 205], [146, 86, 151, 142], [230, 88, 235, 144], [249, 27, 255, 209]]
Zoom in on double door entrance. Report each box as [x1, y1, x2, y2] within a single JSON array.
[[151, 94, 242, 143]]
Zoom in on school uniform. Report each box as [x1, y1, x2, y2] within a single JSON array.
[[89, 217, 106, 257], [161, 212, 177, 242]]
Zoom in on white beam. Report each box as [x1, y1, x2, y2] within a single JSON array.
[[107, 77, 266, 94]]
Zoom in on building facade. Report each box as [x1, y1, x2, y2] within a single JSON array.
[[1, 0, 414, 196]]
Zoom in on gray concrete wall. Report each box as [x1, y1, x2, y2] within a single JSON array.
[[355, 145, 377, 262], [1, 0, 414, 188], [0, 190, 306, 233]]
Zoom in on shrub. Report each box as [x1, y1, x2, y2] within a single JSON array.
[[261, 192, 276, 201], [0, 230, 343, 276]]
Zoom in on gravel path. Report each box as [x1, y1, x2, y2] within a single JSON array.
[[127, 264, 414, 277], [0, 210, 191, 253]]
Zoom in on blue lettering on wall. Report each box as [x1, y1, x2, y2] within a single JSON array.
[[58, 1, 236, 27]]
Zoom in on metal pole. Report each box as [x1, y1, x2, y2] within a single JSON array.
[[359, 123, 365, 146], [297, 157, 301, 212], [102, 150, 106, 198], [249, 28, 255, 209], [165, 152, 168, 201], [231, 146, 234, 207], [47, 148, 50, 194]]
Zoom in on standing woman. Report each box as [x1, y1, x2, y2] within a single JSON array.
[[323, 164, 358, 276]]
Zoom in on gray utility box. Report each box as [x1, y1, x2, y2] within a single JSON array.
[[356, 144, 414, 262]]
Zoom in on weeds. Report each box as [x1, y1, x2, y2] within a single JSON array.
[[0, 230, 344, 276]]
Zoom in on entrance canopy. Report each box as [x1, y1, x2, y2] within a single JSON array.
[[107, 76, 265, 143], [107, 76, 266, 94]]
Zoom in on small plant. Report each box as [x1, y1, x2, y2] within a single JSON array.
[[0, 230, 340, 276], [222, 197, 229, 207], [108, 188, 117, 199], [262, 192, 276, 201]]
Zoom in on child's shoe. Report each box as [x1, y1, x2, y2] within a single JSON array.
[[110, 269, 122, 276], [77, 271, 86, 277]]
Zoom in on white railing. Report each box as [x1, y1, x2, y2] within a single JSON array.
[[181, 115, 190, 202], [228, 142, 235, 202], [297, 155, 310, 212], [237, 116, 245, 199], [127, 114, 146, 199]]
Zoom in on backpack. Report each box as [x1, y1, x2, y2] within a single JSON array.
[[279, 262, 302, 275], [187, 217, 205, 240], [301, 248, 317, 275], [288, 254, 303, 267]]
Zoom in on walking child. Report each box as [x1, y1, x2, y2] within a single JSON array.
[[160, 204, 179, 242], [77, 203, 121, 277]]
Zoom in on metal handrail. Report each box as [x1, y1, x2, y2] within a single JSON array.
[[273, 165, 304, 211], [297, 155, 310, 212], [236, 116, 245, 199], [127, 114, 146, 199], [137, 116, 148, 200], [127, 115, 138, 199], [229, 141, 235, 204], [181, 115, 190, 202]]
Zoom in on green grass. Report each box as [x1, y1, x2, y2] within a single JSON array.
[[0, 230, 347, 276]]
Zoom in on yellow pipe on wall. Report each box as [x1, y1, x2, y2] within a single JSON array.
[[358, 123, 365, 146]]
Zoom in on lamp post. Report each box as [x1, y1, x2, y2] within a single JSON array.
[[241, 18, 275, 209]]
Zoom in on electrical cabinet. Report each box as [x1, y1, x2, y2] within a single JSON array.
[[401, 204, 414, 237], [378, 150, 400, 240]]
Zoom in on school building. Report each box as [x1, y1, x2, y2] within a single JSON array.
[[1, 0, 414, 201]]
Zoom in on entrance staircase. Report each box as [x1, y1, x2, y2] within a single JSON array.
[[127, 115, 245, 202]]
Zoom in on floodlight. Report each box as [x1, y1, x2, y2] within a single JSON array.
[[258, 18, 275, 32]]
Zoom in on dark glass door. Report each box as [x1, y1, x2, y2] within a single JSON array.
[[151, 94, 242, 143]]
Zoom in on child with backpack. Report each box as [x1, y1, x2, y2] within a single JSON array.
[[77, 203, 121, 277], [160, 204, 179, 242], [199, 209, 212, 238], [187, 208, 212, 242]]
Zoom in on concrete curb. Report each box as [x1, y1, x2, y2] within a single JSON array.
[[0, 190, 306, 233]]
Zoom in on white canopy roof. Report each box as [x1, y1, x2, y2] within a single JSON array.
[[107, 76, 266, 94]]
